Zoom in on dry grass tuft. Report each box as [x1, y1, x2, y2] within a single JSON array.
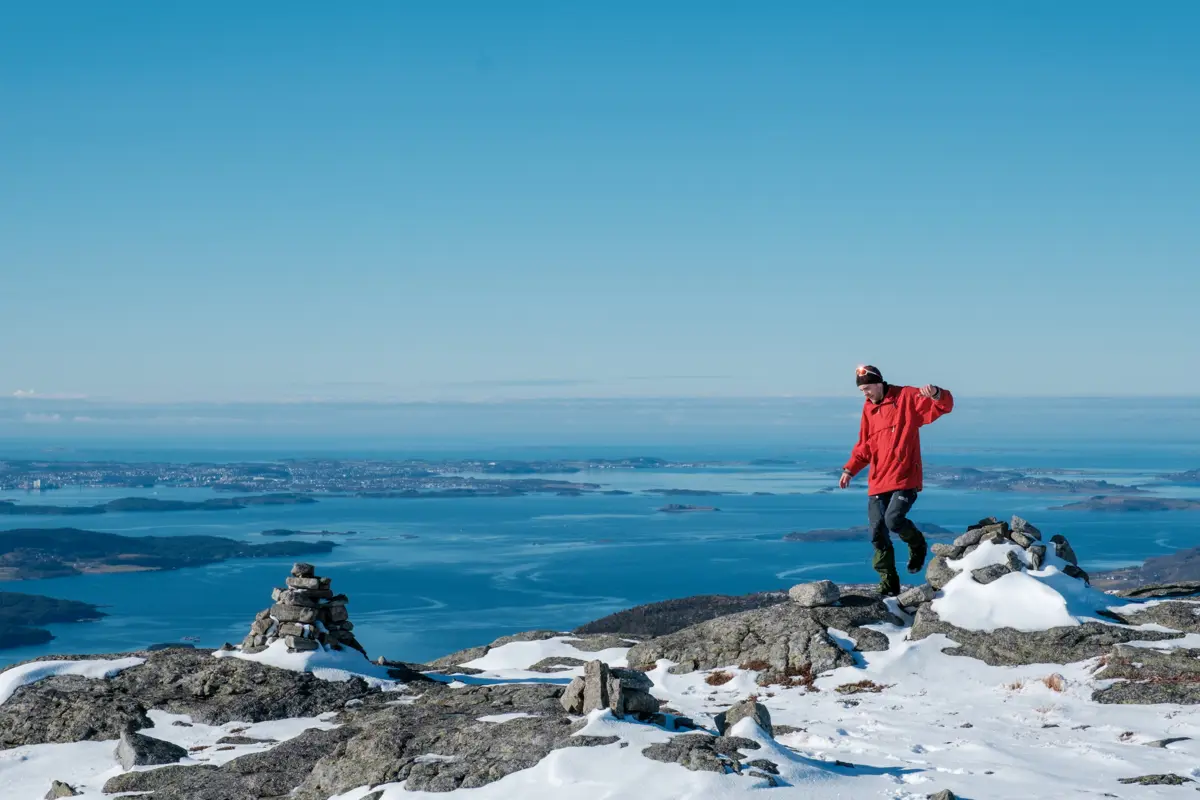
[[1043, 673, 1066, 693], [1006, 680, 1025, 691], [834, 680, 892, 695], [757, 662, 818, 691], [739, 659, 772, 672], [705, 670, 734, 686]]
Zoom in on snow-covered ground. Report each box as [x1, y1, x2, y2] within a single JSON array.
[[0, 708, 339, 800], [5, 552, 1200, 799]]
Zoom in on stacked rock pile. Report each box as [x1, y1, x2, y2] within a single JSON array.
[[240, 562, 366, 656], [902, 515, 1085, 606], [560, 659, 660, 718]]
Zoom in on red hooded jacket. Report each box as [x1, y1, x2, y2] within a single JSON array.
[[843, 384, 953, 495]]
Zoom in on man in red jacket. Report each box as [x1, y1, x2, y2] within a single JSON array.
[[838, 365, 954, 596]]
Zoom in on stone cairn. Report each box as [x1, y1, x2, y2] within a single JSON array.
[[901, 515, 1085, 607], [240, 562, 365, 656]]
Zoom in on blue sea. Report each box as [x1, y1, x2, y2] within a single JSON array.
[[2, 441, 1199, 668]]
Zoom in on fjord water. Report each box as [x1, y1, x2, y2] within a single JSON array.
[[2, 443, 1199, 668]]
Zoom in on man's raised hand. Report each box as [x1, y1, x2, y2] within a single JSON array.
[[919, 384, 941, 399]]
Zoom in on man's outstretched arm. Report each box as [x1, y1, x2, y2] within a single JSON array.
[[913, 384, 954, 425], [840, 413, 871, 488]]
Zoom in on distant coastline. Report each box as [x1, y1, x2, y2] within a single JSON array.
[[0, 493, 316, 517], [0, 528, 336, 581]]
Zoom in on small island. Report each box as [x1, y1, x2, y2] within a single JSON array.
[[0, 528, 338, 581], [1051, 496, 1200, 512], [0, 493, 317, 517], [658, 504, 720, 513], [260, 529, 357, 537], [0, 590, 106, 650], [646, 489, 726, 497]]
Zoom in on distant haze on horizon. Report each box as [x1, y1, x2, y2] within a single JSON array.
[[2, 3, 1197, 402]]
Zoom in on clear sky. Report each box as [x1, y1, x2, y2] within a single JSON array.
[[2, 2, 1198, 405]]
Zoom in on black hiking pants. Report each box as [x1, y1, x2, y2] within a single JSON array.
[[867, 489, 926, 594]]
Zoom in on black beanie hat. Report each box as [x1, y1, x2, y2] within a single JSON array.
[[855, 365, 884, 386]]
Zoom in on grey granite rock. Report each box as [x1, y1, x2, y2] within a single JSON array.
[[909, 605, 1183, 666], [1028, 544, 1047, 570], [715, 699, 773, 737], [971, 564, 1012, 585], [625, 592, 900, 674], [1117, 773, 1193, 785], [1050, 534, 1078, 565], [1115, 581, 1200, 599], [1010, 530, 1037, 548], [1011, 516, 1042, 540], [574, 592, 788, 638], [931, 543, 965, 559], [1062, 564, 1090, 584], [0, 647, 379, 747], [1108, 601, 1200, 633], [788, 580, 840, 607], [44, 781, 79, 799], [952, 529, 986, 549], [1093, 645, 1200, 704], [925, 556, 958, 590], [116, 727, 189, 770], [897, 584, 936, 609], [529, 656, 587, 673]]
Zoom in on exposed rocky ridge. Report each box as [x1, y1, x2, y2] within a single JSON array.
[[0, 647, 382, 747], [104, 682, 613, 799], [429, 630, 638, 670], [1092, 645, 1200, 705], [625, 591, 900, 674], [573, 591, 788, 638], [907, 603, 1181, 666]]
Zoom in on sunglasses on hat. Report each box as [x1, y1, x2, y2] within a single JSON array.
[[856, 366, 881, 378]]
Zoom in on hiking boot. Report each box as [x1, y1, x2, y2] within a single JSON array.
[[906, 545, 927, 574], [878, 573, 901, 597]]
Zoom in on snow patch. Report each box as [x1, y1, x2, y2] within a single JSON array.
[[0, 656, 145, 706], [214, 640, 405, 690]]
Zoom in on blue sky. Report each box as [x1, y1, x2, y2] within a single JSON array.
[[2, 2, 1198, 405]]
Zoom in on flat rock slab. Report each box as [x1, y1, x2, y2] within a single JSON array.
[[908, 605, 1183, 667], [626, 593, 900, 674], [116, 728, 189, 770], [1093, 645, 1200, 704], [0, 648, 377, 747], [573, 592, 789, 638]]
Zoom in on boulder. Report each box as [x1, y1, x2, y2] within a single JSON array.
[[925, 556, 958, 590], [1050, 534, 1078, 565], [897, 584, 936, 609], [44, 781, 79, 799], [715, 698, 773, 737], [931, 543, 965, 559], [1062, 564, 1090, 584], [560, 660, 659, 718], [1011, 516, 1042, 540], [788, 580, 840, 607], [115, 727, 189, 770], [1010, 530, 1037, 549], [970, 564, 1012, 585], [1028, 544, 1047, 570], [291, 562, 315, 578], [953, 529, 986, 549], [927, 791, 958, 800]]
